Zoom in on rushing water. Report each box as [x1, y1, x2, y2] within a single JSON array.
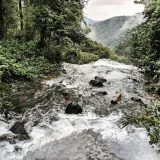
[[0, 59, 159, 160]]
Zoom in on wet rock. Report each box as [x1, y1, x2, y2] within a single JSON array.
[[65, 102, 83, 114], [0, 107, 9, 119], [0, 134, 10, 141], [0, 134, 17, 144], [89, 80, 104, 87], [61, 69, 67, 74], [97, 91, 108, 96], [9, 122, 30, 140], [12, 106, 24, 114], [95, 76, 107, 83], [131, 97, 143, 103], [60, 89, 71, 100], [131, 97, 147, 108], [127, 76, 140, 83], [106, 70, 111, 74], [23, 130, 120, 160], [0, 133, 29, 144], [89, 76, 106, 87], [15, 146, 22, 152]]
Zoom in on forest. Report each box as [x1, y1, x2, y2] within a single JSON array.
[[0, 0, 112, 82], [0, 0, 160, 153]]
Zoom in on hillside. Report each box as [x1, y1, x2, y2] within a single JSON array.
[[84, 17, 98, 25], [89, 14, 145, 48]]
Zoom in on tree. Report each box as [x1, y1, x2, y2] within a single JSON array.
[[19, 0, 23, 30], [0, 0, 18, 39], [117, 0, 160, 79], [0, 0, 3, 39]]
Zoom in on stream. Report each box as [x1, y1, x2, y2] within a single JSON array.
[[0, 59, 159, 160]]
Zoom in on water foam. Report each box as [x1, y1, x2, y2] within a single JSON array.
[[0, 112, 159, 160]]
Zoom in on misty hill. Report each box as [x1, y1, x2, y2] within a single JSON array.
[[89, 14, 145, 48], [84, 17, 98, 25]]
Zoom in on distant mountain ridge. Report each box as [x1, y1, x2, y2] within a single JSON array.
[[84, 17, 98, 25], [89, 14, 145, 48]]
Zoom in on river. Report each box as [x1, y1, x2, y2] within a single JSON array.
[[0, 59, 159, 160]]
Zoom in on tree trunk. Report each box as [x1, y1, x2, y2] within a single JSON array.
[[40, 25, 46, 47], [0, 0, 4, 39], [19, 0, 23, 30]]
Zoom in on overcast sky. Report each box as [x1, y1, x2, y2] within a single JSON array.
[[84, 0, 144, 21]]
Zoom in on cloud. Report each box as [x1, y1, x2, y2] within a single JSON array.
[[88, 0, 132, 5], [84, 0, 144, 21]]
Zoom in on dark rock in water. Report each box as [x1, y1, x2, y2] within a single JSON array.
[[10, 122, 26, 134], [131, 97, 142, 102], [9, 122, 30, 140], [15, 146, 22, 152], [0, 133, 30, 144], [131, 97, 147, 108], [60, 89, 71, 100], [61, 69, 67, 74], [0, 134, 17, 144], [12, 107, 24, 114], [89, 80, 104, 87], [111, 100, 117, 105], [89, 76, 106, 87], [0, 134, 10, 141], [95, 76, 107, 83], [0, 107, 9, 119], [97, 91, 108, 96], [65, 102, 83, 114]]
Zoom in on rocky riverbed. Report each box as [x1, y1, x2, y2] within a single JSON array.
[[0, 59, 159, 160]]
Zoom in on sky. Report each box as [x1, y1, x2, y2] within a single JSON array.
[[84, 0, 144, 21]]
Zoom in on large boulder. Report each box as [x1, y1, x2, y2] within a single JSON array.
[[9, 122, 30, 140], [89, 76, 106, 87], [89, 80, 103, 87], [65, 102, 83, 114]]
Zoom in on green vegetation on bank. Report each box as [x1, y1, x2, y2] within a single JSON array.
[[116, 0, 160, 148], [116, 0, 160, 87], [0, 0, 112, 82], [122, 100, 160, 148]]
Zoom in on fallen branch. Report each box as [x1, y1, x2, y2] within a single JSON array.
[[111, 93, 121, 104]]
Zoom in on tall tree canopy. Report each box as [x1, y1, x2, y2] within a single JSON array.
[[116, 0, 160, 81], [0, 0, 112, 80]]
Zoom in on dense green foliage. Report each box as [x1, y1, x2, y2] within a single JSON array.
[[118, 0, 160, 149], [0, 40, 56, 80], [116, 0, 160, 86], [0, 0, 112, 82]]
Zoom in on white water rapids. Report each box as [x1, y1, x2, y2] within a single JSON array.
[[0, 59, 159, 160]]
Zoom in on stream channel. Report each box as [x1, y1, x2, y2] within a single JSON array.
[[0, 59, 159, 160]]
